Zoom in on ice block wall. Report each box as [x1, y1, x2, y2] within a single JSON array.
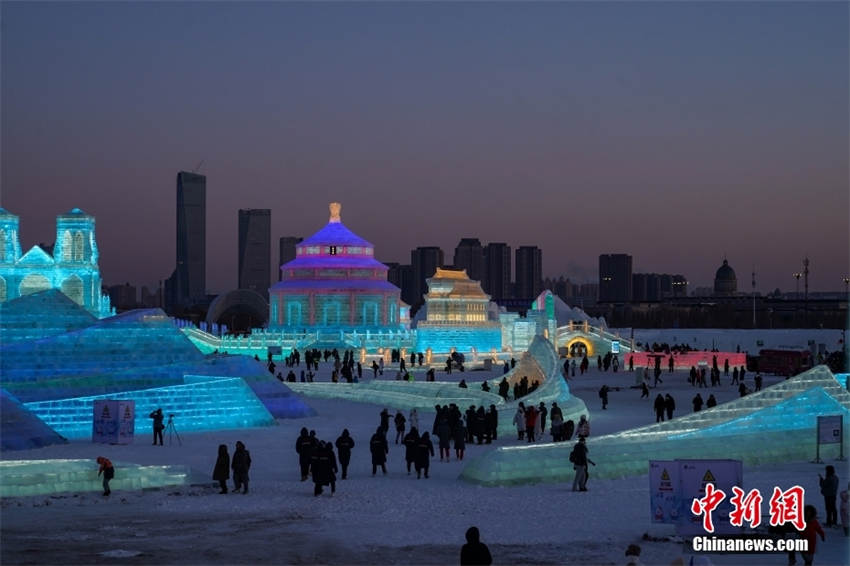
[[1, 389, 68, 451], [0, 459, 191, 497], [24, 376, 277, 439], [461, 365, 850, 485]]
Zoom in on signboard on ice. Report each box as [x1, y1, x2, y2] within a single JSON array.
[[817, 415, 843, 445], [611, 341, 620, 354], [650, 459, 743, 534], [92, 399, 135, 444], [676, 459, 742, 535], [649, 460, 680, 524]]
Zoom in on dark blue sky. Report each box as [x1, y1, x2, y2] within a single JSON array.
[[2, 2, 847, 294]]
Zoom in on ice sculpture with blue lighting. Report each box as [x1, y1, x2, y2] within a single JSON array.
[[24, 375, 276, 439], [0, 208, 113, 318], [1, 389, 68, 451], [460, 365, 850, 486]]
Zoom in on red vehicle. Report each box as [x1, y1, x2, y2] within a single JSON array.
[[749, 349, 813, 377]]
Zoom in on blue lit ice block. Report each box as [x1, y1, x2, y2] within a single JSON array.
[[24, 375, 277, 439], [0, 459, 191, 497], [0, 289, 96, 345], [1, 389, 67, 451], [461, 365, 850, 486]]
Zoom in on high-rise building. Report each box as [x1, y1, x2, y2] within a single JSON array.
[[107, 283, 137, 311], [483, 243, 511, 302], [278, 236, 302, 281], [410, 247, 444, 308], [598, 254, 632, 303], [453, 238, 485, 283], [515, 246, 543, 301], [167, 171, 206, 308], [238, 209, 271, 298]]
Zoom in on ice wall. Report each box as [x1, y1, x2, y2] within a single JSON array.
[[461, 365, 850, 486], [0, 459, 191, 497], [0, 289, 96, 345]]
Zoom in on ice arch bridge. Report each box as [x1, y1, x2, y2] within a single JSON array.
[[554, 321, 634, 359]]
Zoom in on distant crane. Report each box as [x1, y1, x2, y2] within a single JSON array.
[[192, 159, 205, 174]]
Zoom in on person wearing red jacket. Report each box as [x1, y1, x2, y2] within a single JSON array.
[[524, 405, 538, 442], [96, 456, 114, 496], [801, 504, 825, 566]]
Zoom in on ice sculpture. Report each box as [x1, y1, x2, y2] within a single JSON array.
[[24, 375, 276, 439], [0, 289, 96, 345], [1, 389, 67, 451], [0, 459, 191, 497], [461, 365, 850, 486], [0, 208, 114, 318], [288, 336, 588, 437]]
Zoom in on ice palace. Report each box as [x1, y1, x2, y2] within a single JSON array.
[[1, 208, 849, 566]]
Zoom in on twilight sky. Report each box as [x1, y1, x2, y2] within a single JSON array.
[[2, 2, 848, 295]]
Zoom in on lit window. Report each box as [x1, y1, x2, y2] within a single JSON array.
[[329, 246, 337, 255]]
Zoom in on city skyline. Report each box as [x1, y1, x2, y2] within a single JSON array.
[[2, 2, 847, 294]]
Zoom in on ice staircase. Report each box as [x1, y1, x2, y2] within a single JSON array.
[[0, 459, 191, 497], [461, 365, 850, 485], [0, 289, 97, 345], [23, 376, 276, 439]]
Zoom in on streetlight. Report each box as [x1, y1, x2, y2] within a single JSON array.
[[793, 272, 802, 299]]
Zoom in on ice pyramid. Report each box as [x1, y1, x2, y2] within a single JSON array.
[[1, 389, 68, 451], [461, 365, 850, 486], [0, 289, 96, 346]]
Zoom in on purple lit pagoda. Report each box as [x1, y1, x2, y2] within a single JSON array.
[[268, 203, 402, 331]]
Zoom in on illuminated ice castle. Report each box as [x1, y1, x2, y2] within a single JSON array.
[[268, 203, 403, 332], [0, 208, 113, 318], [415, 268, 502, 353]]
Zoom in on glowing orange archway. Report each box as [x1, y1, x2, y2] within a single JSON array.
[[563, 337, 594, 358]]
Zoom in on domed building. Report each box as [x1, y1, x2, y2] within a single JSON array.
[[713, 258, 737, 296], [268, 203, 402, 331]]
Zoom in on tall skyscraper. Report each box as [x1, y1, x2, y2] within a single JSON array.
[[453, 238, 485, 283], [411, 246, 444, 307], [278, 236, 303, 281], [515, 245, 543, 301], [483, 243, 511, 301], [238, 209, 271, 298], [167, 171, 206, 308], [598, 254, 633, 303]]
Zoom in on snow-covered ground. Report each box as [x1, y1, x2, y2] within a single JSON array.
[[2, 330, 849, 565]]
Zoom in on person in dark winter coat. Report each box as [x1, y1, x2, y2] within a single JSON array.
[[453, 420, 466, 460], [310, 441, 337, 496], [379, 408, 390, 437], [706, 394, 717, 408], [599, 385, 610, 410], [296, 427, 314, 481], [212, 444, 230, 493], [149, 408, 165, 446], [570, 436, 594, 491], [370, 427, 389, 475], [231, 440, 251, 494], [475, 406, 487, 444], [653, 394, 666, 423], [394, 410, 406, 444], [335, 429, 355, 480], [486, 405, 498, 442], [820, 465, 840, 527], [403, 427, 419, 474], [436, 415, 452, 461], [692, 393, 704, 412], [460, 526, 492, 566], [415, 431, 435, 479], [664, 394, 676, 420]]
